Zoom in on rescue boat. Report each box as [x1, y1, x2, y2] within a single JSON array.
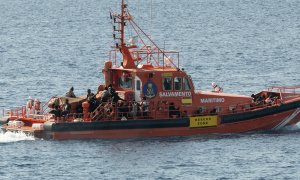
[[1, 0, 300, 140]]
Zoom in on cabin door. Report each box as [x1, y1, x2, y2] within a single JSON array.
[[134, 76, 142, 102]]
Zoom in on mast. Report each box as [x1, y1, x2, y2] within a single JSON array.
[[112, 0, 178, 69], [120, 0, 125, 47], [117, 0, 135, 69]]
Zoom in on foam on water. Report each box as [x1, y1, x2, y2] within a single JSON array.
[[0, 129, 35, 143], [279, 123, 300, 133]]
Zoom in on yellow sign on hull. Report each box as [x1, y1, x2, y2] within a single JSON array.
[[189, 116, 218, 128], [182, 98, 192, 104]]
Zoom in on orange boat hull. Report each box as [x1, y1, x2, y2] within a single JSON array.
[[34, 108, 299, 140]]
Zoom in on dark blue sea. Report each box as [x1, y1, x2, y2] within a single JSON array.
[[0, 0, 299, 179]]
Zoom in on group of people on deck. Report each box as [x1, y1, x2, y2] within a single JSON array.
[[99, 85, 125, 103], [116, 97, 149, 120], [251, 93, 279, 106], [96, 85, 149, 120], [49, 84, 151, 121], [49, 86, 82, 121], [49, 97, 72, 121]]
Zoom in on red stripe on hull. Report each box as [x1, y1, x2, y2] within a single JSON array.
[[44, 109, 299, 140]]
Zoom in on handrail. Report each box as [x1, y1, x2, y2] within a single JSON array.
[[41, 97, 56, 115], [268, 86, 300, 93], [109, 46, 180, 69], [4, 92, 296, 122], [268, 86, 300, 90], [87, 99, 282, 122], [85, 95, 288, 121]]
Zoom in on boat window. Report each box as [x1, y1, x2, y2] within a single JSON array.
[[244, 104, 251, 111], [136, 80, 141, 91], [163, 77, 172, 91], [198, 106, 206, 114], [229, 105, 237, 113], [183, 77, 191, 90], [119, 77, 132, 89], [215, 106, 222, 113], [174, 77, 182, 90]]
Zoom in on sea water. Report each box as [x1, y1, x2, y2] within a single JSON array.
[[0, 0, 299, 179]]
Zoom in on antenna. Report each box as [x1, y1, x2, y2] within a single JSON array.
[[137, 0, 140, 21], [150, 0, 153, 36], [120, 0, 125, 47]]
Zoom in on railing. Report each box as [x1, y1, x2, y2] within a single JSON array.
[[2, 99, 52, 120], [2, 106, 26, 119], [41, 98, 55, 115], [267, 86, 300, 102], [87, 98, 284, 122], [268, 86, 300, 94], [195, 100, 282, 117], [109, 46, 180, 69], [3, 93, 294, 123], [89, 99, 184, 122]]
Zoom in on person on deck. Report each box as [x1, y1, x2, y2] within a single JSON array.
[[140, 97, 149, 118], [61, 99, 71, 120], [87, 89, 95, 99], [66, 87, 76, 98], [49, 105, 62, 121], [100, 87, 110, 102], [75, 101, 83, 118], [107, 84, 125, 103], [108, 84, 116, 97], [112, 92, 125, 103], [130, 100, 138, 119]]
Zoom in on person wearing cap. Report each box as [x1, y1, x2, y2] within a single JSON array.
[[66, 87, 76, 98]]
